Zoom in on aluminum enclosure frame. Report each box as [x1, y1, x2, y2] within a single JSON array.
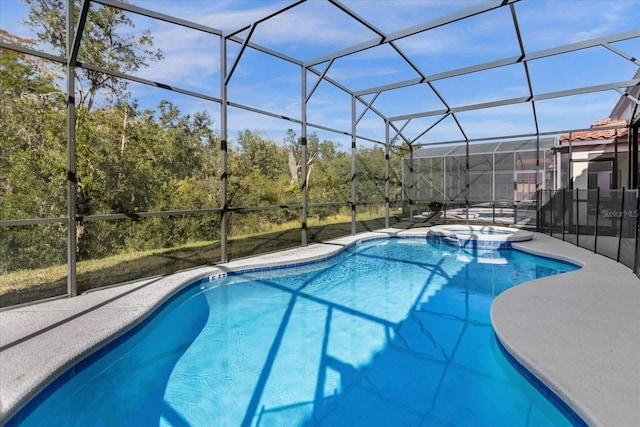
[[1, 0, 640, 299]]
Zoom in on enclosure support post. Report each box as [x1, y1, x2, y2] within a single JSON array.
[[576, 189, 580, 242], [443, 154, 446, 220], [513, 151, 517, 202], [632, 126, 638, 189], [549, 190, 555, 237], [555, 149, 562, 190], [628, 129, 633, 189], [220, 37, 229, 263], [569, 134, 574, 189], [351, 95, 357, 235], [535, 135, 540, 192], [633, 124, 640, 274], [409, 147, 415, 220], [613, 132, 619, 189], [66, 0, 78, 297], [536, 189, 540, 232], [617, 188, 625, 262], [465, 139, 469, 224], [543, 148, 547, 188], [561, 187, 565, 241], [492, 150, 496, 205], [385, 121, 390, 229], [634, 185, 640, 274], [65, 0, 90, 297], [594, 188, 600, 253], [535, 135, 540, 228], [301, 67, 308, 246]]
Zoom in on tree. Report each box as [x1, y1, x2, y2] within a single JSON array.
[[71, 100, 220, 257], [0, 30, 66, 220], [0, 30, 61, 99], [0, 31, 68, 271], [284, 129, 321, 186], [24, 0, 163, 110], [356, 146, 387, 202], [283, 129, 344, 202]]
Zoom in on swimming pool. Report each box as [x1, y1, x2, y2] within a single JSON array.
[[9, 237, 580, 426]]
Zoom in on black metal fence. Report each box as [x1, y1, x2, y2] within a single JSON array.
[[538, 189, 640, 278]]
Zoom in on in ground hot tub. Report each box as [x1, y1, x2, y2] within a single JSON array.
[[427, 224, 533, 249]]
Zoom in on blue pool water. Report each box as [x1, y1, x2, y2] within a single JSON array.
[[11, 237, 580, 426]]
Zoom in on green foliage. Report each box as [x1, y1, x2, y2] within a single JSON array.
[[1, 45, 225, 268], [0, 33, 67, 222], [71, 102, 223, 260], [283, 128, 350, 206], [24, 0, 163, 110], [1, 22, 407, 279], [228, 130, 288, 208], [357, 145, 388, 202], [0, 224, 67, 273]]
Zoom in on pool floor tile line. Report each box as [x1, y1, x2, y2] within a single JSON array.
[[1, 229, 638, 427]]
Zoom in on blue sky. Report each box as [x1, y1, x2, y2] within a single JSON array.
[[2, 0, 640, 150]]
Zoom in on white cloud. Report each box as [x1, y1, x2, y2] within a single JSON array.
[[126, 20, 220, 88], [130, 0, 293, 34], [517, 0, 640, 51], [6, 0, 635, 147], [340, 0, 486, 35], [535, 92, 621, 132]]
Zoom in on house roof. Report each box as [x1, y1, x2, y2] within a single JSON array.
[[558, 118, 628, 142]]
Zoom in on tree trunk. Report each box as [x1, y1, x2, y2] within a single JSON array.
[[120, 108, 128, 154], [288, 150, 298, 184]]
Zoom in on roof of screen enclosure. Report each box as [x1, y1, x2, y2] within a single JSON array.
[[3, 0, 640, 149], [412, 138, 555, 159]]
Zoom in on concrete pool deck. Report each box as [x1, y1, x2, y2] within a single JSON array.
[[1, 230, 639, 426]]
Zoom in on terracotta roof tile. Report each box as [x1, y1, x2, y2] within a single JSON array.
[[559, 118, 628, 142]]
